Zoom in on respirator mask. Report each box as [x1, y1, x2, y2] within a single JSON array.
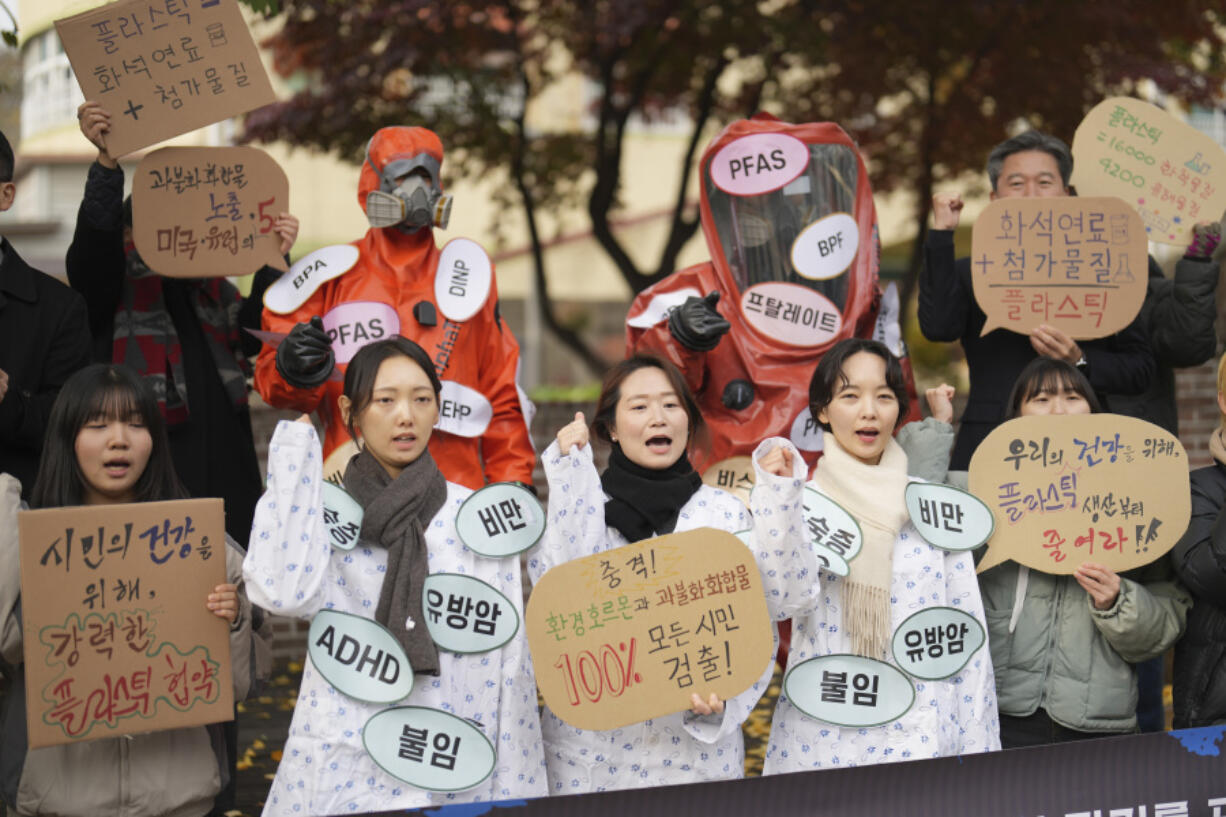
[[363, 149, 453, 232]]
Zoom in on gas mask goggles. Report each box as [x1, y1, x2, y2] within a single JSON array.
[[363, 150, 453, 232]]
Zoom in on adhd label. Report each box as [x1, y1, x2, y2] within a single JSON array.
[[321, 301, 401, 365], [307, 609, 414, 704]]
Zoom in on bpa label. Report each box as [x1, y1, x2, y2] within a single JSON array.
[[803, 487, 863, 577], [783, 654, 915, 727], [263, 244, 360, 314], [891, 606, 986, 681], [422, 573, 520, 653], [363, 706, 496, 792], [321, 301, 401, 365], [710, 133, 810, 197], [905, 482, 995, 553], [307, 609, 414, 704], [455, 482, 545, 558]]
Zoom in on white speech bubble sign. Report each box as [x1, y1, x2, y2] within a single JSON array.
[[434, 381, 493, 439], [790, 408, 824, 453], [363, 706, 496, 792], [791, 212, 860, 281], [422, 573, 520, 654], [435, 238, 493, 323], [803, 487, 863, 577], [783, 654, 915, 727], [307, 609, 414, 704], [890, 606, 986, 681], [455, 482, 545, 558], [904, 483, 996, 553], [263, 244, 360, 315], [321, 301, 401, 365], [709, 132, 810, 196], [320, 482, 364, 552]]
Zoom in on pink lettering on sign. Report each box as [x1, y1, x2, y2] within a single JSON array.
[[709, 133, 810, 197], [741, 282, 842, 348], [321, 301, 401, 364]]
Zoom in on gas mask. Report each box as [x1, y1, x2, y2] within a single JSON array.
[[363, 146, 453, 232]]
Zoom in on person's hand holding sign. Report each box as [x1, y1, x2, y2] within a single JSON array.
[[689, 692, 725, 716], [556, 411, 589, 453], [77, 101, 116, 169], [931, 192, 964, 231], [207, 583, 240, 624], [759, 444, 795, 477], [273, 214, 300, 256], [1074, 562, 1122, 610], [1030, 324, 1084, 368]]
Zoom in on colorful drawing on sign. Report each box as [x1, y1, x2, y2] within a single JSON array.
[[970, 197, 1148, 339], [17, 498, 231, 748], [455, 483, 545, 558], [741, 282, 843, 348], [799, 486, 862, 577], [264, 245, 361, 315], [54, 0, 276, 158], [783, 654, 915, 728], [131, 146, 289, 278], [525, 527, 773, 731], [968, 413, 1191, 575], [421, 574, 520, 654], [791, 212, 859, 281], [890, 607, 986, 681], [904, 482, 995, 552], [701, 456, 755, 510], [320, 482, 363, 552], [307, 609, 414, 704], [363, 706, 496, 792], [1072, 97, 1226, 246]]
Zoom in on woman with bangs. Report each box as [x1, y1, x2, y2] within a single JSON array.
[[529, 354, 778, 793], [0, 364, 253, 816]]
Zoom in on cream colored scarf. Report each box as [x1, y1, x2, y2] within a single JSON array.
[[813, 433, 911, 659]]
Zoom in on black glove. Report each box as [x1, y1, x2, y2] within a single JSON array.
[[668, 291, 730, 352], [275, 316, 335, 389]]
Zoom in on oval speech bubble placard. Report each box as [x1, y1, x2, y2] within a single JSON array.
[[264, 245, 360, 315], [904, 482, 995, 552], [783, 654, 915, 727], [132, 146, 290, 278], [455, 482, 544, 558], [422, 573, 520, 654], [307, 609, 414, 704], [803, 487, 862, 577], [1072, 97, 1226, 247], [791, 212, 859, 281], [968, 413, 1191, 575], [435, 381, 493, 439], [890, 607, 986, 681], [363, 706, 496, 792], [321, 301, 401, 365], [320, 482, 363, 552], [435, 238, 493, 323], [526, 527, 773, 731], [741, 282, 842, 348], [709, 132, 810, 197], [970, 197, 1148, 340]]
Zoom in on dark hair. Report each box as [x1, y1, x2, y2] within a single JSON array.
[[808, 338, 909, 433], [1006, 358, 1102, 419], [0, 130, 12, 183], [986, 130, 1073, 190], [30, 364, 186, 509], [342, 336, 442, 442], [591, 355, 703, 445]]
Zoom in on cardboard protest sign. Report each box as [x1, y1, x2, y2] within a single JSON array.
[[890, 607, 986, 681], [364, 706, 496, 792], [18, 498, 231, 748], [55, 0, 276, 158], [701, 456, 755, 508], [525, 527, 773, 731], [783, 654, 915, 727], [970, 197, 1148, 339], [132, 146, 289, 278], [968, 414, 1191, 575], [1072, 96, 1226, 246]]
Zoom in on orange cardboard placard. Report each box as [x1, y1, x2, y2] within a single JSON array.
[[968, 414, 1190, 575], [525, 528, 773, 731], [1072, 97, 1226, 246], [18, 498, 232, 748], [970, 197, 1148, 339], [132, 146, 289, 277], [54, 0, 276, 158]]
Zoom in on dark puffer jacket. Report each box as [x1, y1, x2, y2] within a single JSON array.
[[1171, 456, 1226, 728]]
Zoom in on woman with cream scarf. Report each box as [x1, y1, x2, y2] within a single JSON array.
[[751, 338, 999, 773]]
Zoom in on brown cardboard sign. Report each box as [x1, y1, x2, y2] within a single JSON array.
[[54, 0, 276, 159], [525, 528, 773, 731], [18, 498, 232, 748], [970, 197, 1148, 339], [132, 146, 289, 277], [968, 414, 1190, 575], [1072, 96, 1226, 247]]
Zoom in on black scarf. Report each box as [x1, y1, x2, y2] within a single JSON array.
[[601, 444, 703, 543], [343, 447, 447, 675]]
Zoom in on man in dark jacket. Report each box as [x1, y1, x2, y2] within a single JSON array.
[[0, 130, 91, 499], [918, 130, 1155, 471]]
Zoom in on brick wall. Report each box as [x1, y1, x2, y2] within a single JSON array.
[[1176, 358, 1221, 470]]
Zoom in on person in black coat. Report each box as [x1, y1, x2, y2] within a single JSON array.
[[0, 130, 92, 499], [918, 130, 1155, 471], [1171, 350, 1226, 729]]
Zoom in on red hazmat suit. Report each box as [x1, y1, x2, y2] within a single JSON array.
[[255, 127, 534, 489]]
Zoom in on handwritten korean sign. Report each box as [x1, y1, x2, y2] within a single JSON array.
[[54, 0, 276, 158], [525, 528, 773, 731], [1073, 97, 1226, 246], [971, 197, 1148, 339], [968, 414, 1190, 575], [132, 146, 289, 277], [18, 498, 231, 748]]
